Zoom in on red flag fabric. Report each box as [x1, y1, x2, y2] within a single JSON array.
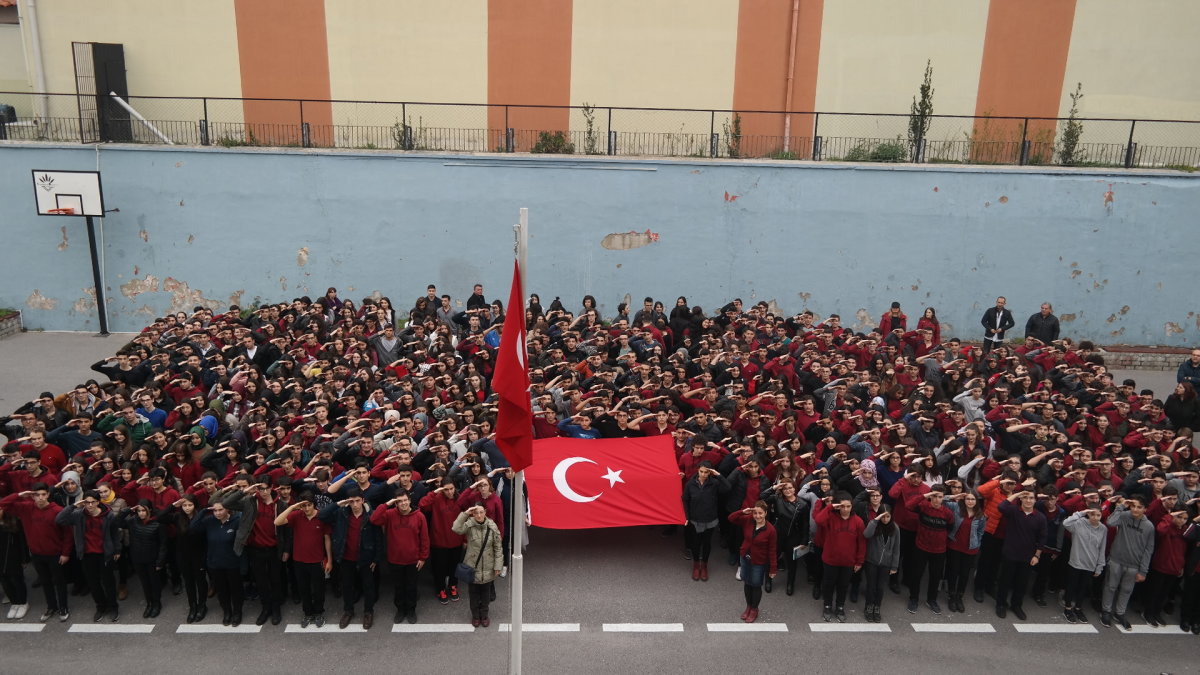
[[525, 436, 685, 529], [492, 260, 533, 472]]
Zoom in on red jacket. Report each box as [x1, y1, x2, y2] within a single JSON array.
[[1151, 515, 1186, 575], [456, 489, 505, 539], [888, 478, 930, 532], [728, 510, 778, 575], [814, 501, 865, 567], [418, 492, 465, 549], [369, 506, 429, 565], [905, 494, 953, 554], [0, 494, 72, 557]]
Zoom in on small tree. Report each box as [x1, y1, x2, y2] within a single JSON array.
[[908, 60, 934, 159], [581, 102, 600, 155], [1057, 82, 1085, 166], [723, 113, 742, 158]]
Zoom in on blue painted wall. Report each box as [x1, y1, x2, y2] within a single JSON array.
[[1, 143, 1197, 345]]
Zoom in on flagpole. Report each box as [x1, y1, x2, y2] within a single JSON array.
[[508, 208, 528, 675]]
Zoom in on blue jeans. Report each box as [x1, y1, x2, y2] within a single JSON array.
[[740, 556, 766, 588]]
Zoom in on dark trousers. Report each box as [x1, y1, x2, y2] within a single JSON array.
[[898, 528, 917, 586], [0, 562, 27, 605], [1063, 566, 1094, 609], [158, 537, 181, 587], [133, 562, 162, 607], [468, 581, 491, 619], [294, 561, 326, 616], [209, 566, 243, 616], [945, 550, 976, 596], [1180, 573, 1200, 625], [974, 532, 1004, 592], [1030, 551, 1058, 598], [338, 560, 376, 613], [1144, 570, 1178, 618], [30, 555, 68, 612], [179, 552, 208, 609], [81, 553, 117, 611], [247, 545, 283, 610], [908, 548, 946, 602], [688, 525, 714, 562], [863, 562, 890, 606], [429, 547, 460, 593], [821, 563, 852, 608], [390, 563, 419, 613], [805, 545, 824, 585], [996, 557, 1033, 611]]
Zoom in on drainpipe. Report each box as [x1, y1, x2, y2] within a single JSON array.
[[781, 0, 800, 152], [18, 0, 49, 121]]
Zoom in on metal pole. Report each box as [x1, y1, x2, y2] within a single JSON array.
[[1124, 120, 1137, 168], [109, 93, 173, 144], [509, 207, 528, 675], [84, 216, 109, 335]]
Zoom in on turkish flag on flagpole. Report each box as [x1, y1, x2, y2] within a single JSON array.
[[525, 436, 685, 529], [493, 260, 533, 472]]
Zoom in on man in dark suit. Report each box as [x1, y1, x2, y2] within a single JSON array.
[[980, 296, 1015, 354], [238, 334, 281, 372]]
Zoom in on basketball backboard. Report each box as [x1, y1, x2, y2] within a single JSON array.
[[32, 170, 105, 217]]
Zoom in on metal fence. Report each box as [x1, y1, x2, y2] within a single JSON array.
[[1, 91, 1198, 169]]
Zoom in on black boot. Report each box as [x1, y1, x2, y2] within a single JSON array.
[[764, 577, 772, 593], [786, 581, 795, 596]]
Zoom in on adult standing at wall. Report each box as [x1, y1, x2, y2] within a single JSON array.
[[1177, 349, 1200, 388], [981, 297, 1015, 354], [1025, 303, 1060, 345]]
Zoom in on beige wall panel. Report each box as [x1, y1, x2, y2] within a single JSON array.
[[1062, 0, 1200, 120], [0, 23, 29, 94], [815, 0, 989, 131], [570, 0, 738, 136], [34, 0, 242, 101]]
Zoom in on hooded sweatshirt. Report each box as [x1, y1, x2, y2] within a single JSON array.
[[1062, 510, 1107, 574]]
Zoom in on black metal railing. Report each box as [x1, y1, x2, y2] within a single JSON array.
[[1, 91, 1198, 170]]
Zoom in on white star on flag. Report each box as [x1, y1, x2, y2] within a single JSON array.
[[601, 467, 624, 488]]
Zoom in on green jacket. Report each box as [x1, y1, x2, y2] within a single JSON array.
[[451, 511, 503, 584], [96, 411, 153, 447]]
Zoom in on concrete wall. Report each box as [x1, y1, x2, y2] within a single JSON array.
[[0, 143, 1197, 345]]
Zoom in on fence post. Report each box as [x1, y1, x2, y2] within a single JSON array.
[[302, 122, 311, 148], [812, 113, 821, 160], [710, 133, 719, 158], [0, 118, 6, 141], [606, 108, 613, 155], [200, 98, 210, 145], [505, 127, 514, 153], [1124, 120, 1137, 168], [1018, 118, 1029, 165]]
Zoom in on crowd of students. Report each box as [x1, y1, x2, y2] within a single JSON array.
[[0, 285, 1197, 634]]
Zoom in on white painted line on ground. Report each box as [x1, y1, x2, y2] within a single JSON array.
[[68, 623, 155, 634], [498, 623, 580, 632], [284, 623, 367, 633], [706, 622, 788, 632], [1013, 623, 1097, 634], [176, 624, 262, 634], [1122, 625, 1191, 635], [391, 623, 476, 633], [602, 623, 685, 632], [0, 624, 45, 632], [808, 623, 891, 632], [912, 623, 996, 633]]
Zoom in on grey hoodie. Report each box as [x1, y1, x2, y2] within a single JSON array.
[[1106, 506, 1155, 575], [864, 518, 901, 571], [1063, 510, 1106, 574]]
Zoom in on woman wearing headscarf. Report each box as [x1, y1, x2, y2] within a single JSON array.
[[451, 505, 503, 627]]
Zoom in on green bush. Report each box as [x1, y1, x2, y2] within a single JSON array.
[[531, 131, 575, 154]]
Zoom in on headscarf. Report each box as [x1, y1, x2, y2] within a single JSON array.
[[857, 459, 880, 489]]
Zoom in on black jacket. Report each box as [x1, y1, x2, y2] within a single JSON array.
[[981, 306, 1015, 342], [682, 473, 729, 524], [117, 511, 167, 567], [318, 503, 384, 565]]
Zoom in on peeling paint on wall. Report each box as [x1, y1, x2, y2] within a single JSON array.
[[1060, 313, 1077, 322], [187, 234, 195, 244], [72, 287, 96, 313], [1165, 322, 1184, 335], [26, 289, 58, 310], [57, 226, 69, 251], [162, 277, 221, 313], [853, 308, 874, 331], [297, 247, 310, 266], [138, 229, 149, 242], [120, 275, 161, 300], [601, 230, 660, 250]]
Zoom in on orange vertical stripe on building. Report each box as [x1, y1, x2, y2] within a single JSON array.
[[233, 0, 334, 146], [973, 0, 1077, 162], [732, 0, 824, 158], [487, 0, 573, 151]]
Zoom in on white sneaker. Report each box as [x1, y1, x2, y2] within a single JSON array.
[[13, 605, 28, 620], [5, 606, 14, 619], [499, 567, 508, 578], [735, 567, 742, 581]]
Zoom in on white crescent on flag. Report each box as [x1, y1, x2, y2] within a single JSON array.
[[551, 457, 600, 503]]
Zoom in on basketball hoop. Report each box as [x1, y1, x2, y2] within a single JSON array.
[[47, 207, 76, 215]]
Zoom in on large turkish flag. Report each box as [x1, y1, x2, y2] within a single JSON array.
[[525, 436, 685, 529]]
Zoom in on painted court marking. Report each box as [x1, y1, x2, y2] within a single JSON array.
[[498, 623, 580, 632], [0, 624, 45, 632], [602, 623, 685, 632], [391, 623, 476, 633], [808, 623, 891, 632], [912, 623, 996, 633], [284, 623, 367, 633], [176, 624, 262, 634], [68, 623, 155, 634], [1121, 625, 1192, 635], [706, 622, 788, 632], [1013, 623, 1097, 634]]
